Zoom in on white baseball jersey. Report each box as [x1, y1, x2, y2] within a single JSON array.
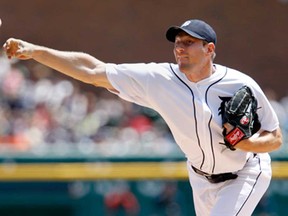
[[105, 63, 278, 173], [105, 62, 278, 215]]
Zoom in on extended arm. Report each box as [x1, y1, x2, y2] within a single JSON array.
[[3, 38, 115, 91], [224, 122, 282, 153], [235, 127, 282, 153]]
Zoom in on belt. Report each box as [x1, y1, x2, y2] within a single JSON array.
[[191, 166, 238, 183]]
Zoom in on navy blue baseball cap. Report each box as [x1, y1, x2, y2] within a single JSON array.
[[166, 19, 217, 44]]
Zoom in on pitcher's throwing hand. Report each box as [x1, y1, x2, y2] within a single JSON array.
[[3, 38, 34, 60]]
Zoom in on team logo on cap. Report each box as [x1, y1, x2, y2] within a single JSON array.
[[182, 20, 191, 27]]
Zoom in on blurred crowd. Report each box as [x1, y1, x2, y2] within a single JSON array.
[[0, 54, 176, 157], [0, 54, 287, 158]]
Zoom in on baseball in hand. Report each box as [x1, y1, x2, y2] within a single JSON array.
[[4, 39, 20, 59]]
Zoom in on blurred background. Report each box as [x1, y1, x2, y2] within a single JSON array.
[[0, 0, 287, 215]]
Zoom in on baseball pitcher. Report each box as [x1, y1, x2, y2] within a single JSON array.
[[3, 19, 282, 216]]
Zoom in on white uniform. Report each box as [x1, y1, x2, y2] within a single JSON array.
[[106, 63, 279, 216]]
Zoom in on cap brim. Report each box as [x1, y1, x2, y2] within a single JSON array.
[[166, 26, 205, 42]]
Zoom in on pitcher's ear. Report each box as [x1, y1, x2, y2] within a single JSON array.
[[207, 42, 215, 54]]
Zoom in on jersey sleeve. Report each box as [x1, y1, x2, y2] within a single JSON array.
[[247, 82, 280, 132], [105, 63, 169, 107]]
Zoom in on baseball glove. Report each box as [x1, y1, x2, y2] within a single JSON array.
[[221, 85, 261, 150]]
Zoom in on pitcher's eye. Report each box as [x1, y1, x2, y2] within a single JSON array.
[[174, 40, 194, 48], [184, 40, 193, 46]]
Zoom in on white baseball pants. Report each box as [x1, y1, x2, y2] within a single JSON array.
[[187, 153, 272, 216]]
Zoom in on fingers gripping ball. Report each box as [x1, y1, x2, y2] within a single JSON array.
[[4, 39, 19, 59], [4, 39, 31, 60], [222, 86, 261, 150]]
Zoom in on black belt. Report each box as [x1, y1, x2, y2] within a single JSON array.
[[192, 166, 238, 183]]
